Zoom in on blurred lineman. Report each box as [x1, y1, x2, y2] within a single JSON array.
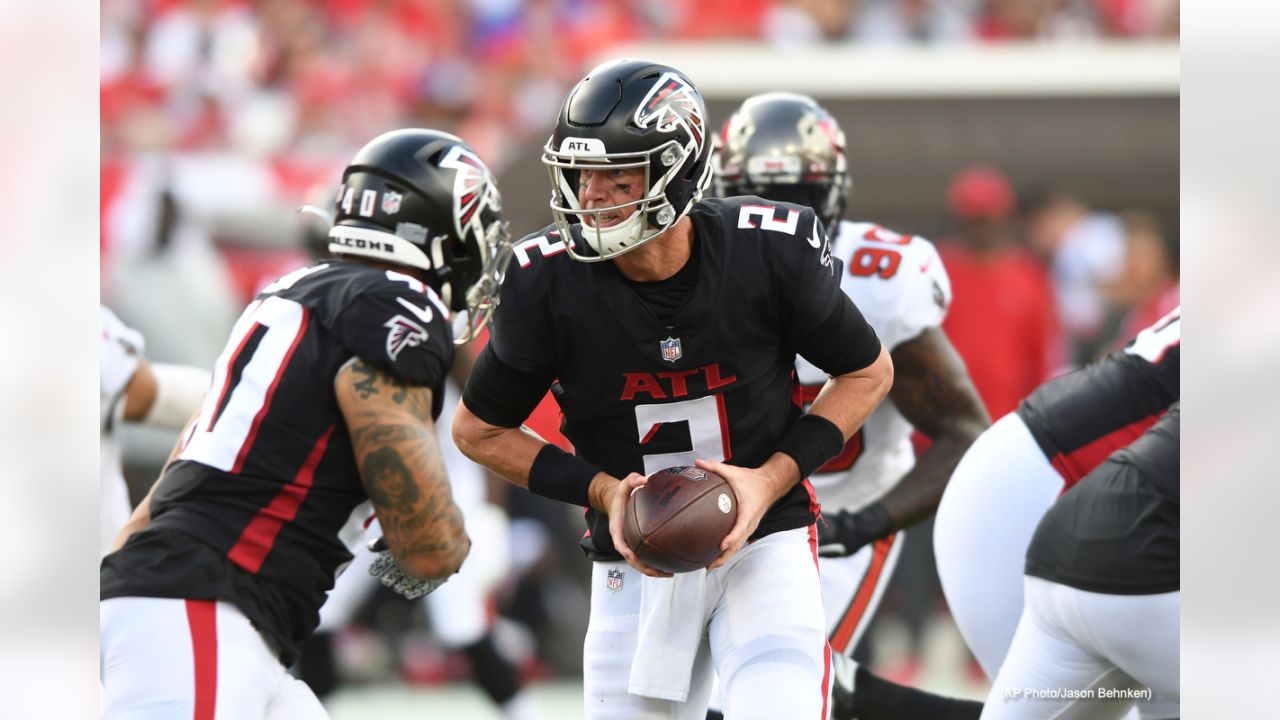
[[454, 59, 893, 720], [982, 403, 1179, 719], [935, 308, 1179, 718], [100, 129, 513, 719], [100, 304, 212, 556], [716, 93, 990, 720]]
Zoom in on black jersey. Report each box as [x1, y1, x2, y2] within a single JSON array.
[[1016, 309, 1179, 488], [101, 260, 454, 663], [487, 197, 881, 560], [1026, 403, 1179, 595]]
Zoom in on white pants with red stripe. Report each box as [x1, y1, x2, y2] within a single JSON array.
[[979, 577, 1180, 720], [584, 527, 832, 720], [101, 597, 328, 719], [820, 531, 904, 657]]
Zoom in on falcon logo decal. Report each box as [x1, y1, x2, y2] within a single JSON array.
[[635, 72, 705, 149], [383, 315, 429, 360], [439, 145, 499, 243]]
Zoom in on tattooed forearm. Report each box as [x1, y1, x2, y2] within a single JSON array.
[[880, 328, 991, 530], [337, 358, 470, 578]]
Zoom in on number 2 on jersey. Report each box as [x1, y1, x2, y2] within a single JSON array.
[[738, 205, 799, 234], [633, 395, 731, 475]]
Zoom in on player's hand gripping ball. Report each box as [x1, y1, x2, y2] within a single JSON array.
[[623, 466, 737, 573]]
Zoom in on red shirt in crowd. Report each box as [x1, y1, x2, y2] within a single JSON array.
[[937, 241, 1062, 419]]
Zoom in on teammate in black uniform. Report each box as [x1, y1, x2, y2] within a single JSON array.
[[453, 59, 893, 720], [1016, 311, 1179, 488], [100, 129, 512, 718], [984, 404, 1180, 718], [934, 309, 1179, 718]]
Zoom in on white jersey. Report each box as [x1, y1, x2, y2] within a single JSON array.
[[101, 305, 146, 555], [795, 220, 952, 513]]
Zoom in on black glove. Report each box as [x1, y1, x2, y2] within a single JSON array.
[[367, 536, 448, 600], [817, 503, 893, 558]]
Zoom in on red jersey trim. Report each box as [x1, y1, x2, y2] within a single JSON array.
[[227, 425, 334, 574], [1051, 412, 1162, 490]]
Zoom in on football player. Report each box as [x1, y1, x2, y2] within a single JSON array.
[[983, 403, 1179, 719], [934, 308, 1179, 719], [453, 59, 893, 720], [715, 92, 990, 720], [100, 129, 513, 718], [100, 304, 211, 556]]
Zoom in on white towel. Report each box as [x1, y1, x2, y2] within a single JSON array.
[[628, 569, 707, 702]]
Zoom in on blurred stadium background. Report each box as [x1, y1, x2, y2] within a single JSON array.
[[101, 1, 1178, 717]]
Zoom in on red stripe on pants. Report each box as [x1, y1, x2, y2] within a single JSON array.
[[185, 600, 218, 720], [829, 533, 896, 653], [808, 523, 833, 720]]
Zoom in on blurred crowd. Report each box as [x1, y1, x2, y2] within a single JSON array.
[[101, 0, 1179, 704], [102, 0, 1179, 169]]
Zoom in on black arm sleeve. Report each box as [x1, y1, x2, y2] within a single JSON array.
[[461, 342, 554, 428], [795, 292, 882, 377]]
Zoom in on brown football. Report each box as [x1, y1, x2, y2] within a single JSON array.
[[623, 466, 738, 573]]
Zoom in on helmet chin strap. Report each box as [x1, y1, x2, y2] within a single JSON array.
[[580, 210, 645, 258]]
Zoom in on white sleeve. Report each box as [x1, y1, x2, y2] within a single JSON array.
[[891, 236, 951, 347], [100, 306, 145, 427]]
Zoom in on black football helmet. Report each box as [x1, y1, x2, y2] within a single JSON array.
[[328, 129, 511, 344], [716, 92, 851, 236], [542, 58, 713, 261]]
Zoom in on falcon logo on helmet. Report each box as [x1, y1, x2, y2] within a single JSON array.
[[440, 145, 499, 245], [635, 72, 705, 148]]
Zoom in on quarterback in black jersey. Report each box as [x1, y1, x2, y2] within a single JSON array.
[[454, 59, 892, 720], [100, 129, 512, 719]]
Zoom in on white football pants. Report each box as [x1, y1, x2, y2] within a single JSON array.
[[101, 597, 328, 719], [980, 577, 1180, 720], [935, 414, 1178, 719], [583, 527, 832, 720]]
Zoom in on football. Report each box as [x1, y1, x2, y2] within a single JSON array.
[[622, 466, 738, 573]]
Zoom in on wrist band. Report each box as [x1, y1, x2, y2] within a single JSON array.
[[776, 414, 846, 480], [527, 444, 599, 508]]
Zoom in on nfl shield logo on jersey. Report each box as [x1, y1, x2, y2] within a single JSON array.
[[606, 568, 624, 592], [381, 190, 403, 215], [660, 336, 682, 363]]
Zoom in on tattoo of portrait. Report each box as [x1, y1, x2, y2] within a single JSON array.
[[363, 447, 421, 511]]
